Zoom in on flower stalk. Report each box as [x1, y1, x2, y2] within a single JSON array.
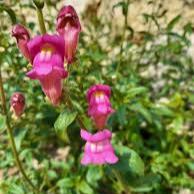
[[0, 68, 39, 194], [36, 8, 46, 34]]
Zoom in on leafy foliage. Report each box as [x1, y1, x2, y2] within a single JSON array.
[[0, 0, 194, 194]]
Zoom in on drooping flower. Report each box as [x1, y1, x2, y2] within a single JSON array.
[[12, 24, 31, 61], [26, 34, 68, 105], [10, 92, 25, 117], [87, 84, 115, 129], [80, 129, 118, 165], [56, 5, 81, 64]]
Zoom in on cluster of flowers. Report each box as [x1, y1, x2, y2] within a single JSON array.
[[81, 84, 118, 165], [10, 5, 118, 165], [12, 5, 81, 106]]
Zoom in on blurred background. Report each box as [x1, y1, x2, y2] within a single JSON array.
[[0, 0, 194, 194]]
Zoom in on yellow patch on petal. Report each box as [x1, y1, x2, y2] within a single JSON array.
[[40, 44, 55, 61], [94, 91, 105, 101], [41, 43, 55, 52], [94, 91, 104, 97]]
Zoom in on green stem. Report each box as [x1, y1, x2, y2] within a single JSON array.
[[0, 68, 39, 194], [36, 8, 46, 34], [112, 169, 131, 194], [65, 91, 87, 130], [116, 0, 129, 74]]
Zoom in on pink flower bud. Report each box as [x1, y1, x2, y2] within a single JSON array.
[[87, 84, 115, 129], [10, 92, 25, 117], [80, 129, 118, 165], [56, 5, 81, 64], [12, 24, 31, 61]]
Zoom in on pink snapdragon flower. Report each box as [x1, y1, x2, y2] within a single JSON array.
[[12, 24, 31, 61], [56, 5, 81, 64], [87, 84, 115, 129], [26, 34, 68, 105], [10, 92, 25, 117], [80, 129, 118, 165]]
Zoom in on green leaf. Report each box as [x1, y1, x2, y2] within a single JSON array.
[[117, 106, 127, 125], [0, 114, 6, 132], [130, 103, 152, 123], [54, 109, 77, 142], [167, 32, 189, 46], [169, 93, 184, 108], [125, 87, 148, 100], [57, 178, 74, 189], [187, 162, 194, 171], [113, 1, 128, 16], [14, 128, 28, 151], [47, 170, 58, 180], [152, 106, 174, 117], [167, 15, 181, 31], [183, 22, 193, 36], [0, 5, 16, 24], [128, 150, 145, 176], [114, 145, 145, 176], [143, 13, 160, 30], [86, 166, 103, 185], [170, 115, 183, 133], [9, 184, 25, 194], [130, 174, 161, 192], [78, 181, 94, 194]]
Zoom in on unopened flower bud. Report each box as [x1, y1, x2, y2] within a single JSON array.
[[10, 92, 25, 117], [12, 24, 31, 61], [56, 5, 81, 64], [33, 0, 44, 9]]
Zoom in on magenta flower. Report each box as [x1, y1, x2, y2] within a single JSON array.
[[26, 34, 68, 105], [87, 84, 115, 129], [56, 5, 81, 64], [10, 92, 25, 117], [12, 24, 31, 61], [80, 129, 118, 165]]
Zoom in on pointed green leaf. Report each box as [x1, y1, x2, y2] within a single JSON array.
[[57, 177, 74, 189], [86, 166, 103, 185], [167, 15, 181, 31], [79, 181, 94, 194], [0, 5, 16, 24], [54, 109, 77, 142], [130, 103, 152, 123], [126, 87, 148, 99], [14, 128, 28, 151], [114, 145, 145, 176]]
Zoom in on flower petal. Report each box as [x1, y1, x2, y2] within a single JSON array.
[[104, 151, 119, 164], [64, 26, 79, 63], [87, 84, 111, 102], [40, 75, 62, 105], [27, 34, 65, 62], [26, 69, 37, 79]]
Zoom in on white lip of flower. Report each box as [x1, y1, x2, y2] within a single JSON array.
[[40, 45, 55, 62], [95, 92, 105, 103], [89, 142, 104, 153], [40, 50, 52, 61], [65, 13, 72, 17], [12, 96, 19, 101]]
